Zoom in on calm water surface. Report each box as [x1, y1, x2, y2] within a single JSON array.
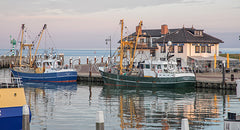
[[1, 69, 240, 130]]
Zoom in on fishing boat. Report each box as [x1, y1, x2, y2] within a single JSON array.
[[10, 24, 77, 83], [99, 20, 196, 87], [0, 78, 31, 129]]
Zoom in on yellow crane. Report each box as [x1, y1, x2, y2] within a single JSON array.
[[18, 24, 47, 68], [30, 24, 47, 67], [119, 20, 142, 75]]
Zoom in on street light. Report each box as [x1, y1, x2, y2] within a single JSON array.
[[105, 36, 111, 57]]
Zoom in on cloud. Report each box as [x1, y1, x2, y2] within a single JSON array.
[[0, 0, 187, 16]]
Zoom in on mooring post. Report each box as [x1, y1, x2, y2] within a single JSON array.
[[87, 56, 89, 64], [69, 57, 72, 69], [89, 61, 92, 82], [108, 55, 110, 64], [236, 80, 240, 98], [22, 105, 30, 130], [96, 111, 104, 130], [181, 118, 189, 130], [101, 56, 103, 63], [79, 57, 81, 65], [222, 60, 226, 88]]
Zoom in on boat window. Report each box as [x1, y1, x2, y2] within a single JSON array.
[[164, 65, 167, 68], [152, 65, 155, 69], [157, 65, 161, 69], [145, 64, 150, 69]]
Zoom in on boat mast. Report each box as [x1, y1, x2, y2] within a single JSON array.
[[19, 24, 34, 67], [119, 19, 124, 74], [31, 24, 47, 67], [19, 24, 25, 67]]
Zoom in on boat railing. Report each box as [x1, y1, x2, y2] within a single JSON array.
[[0, 77, 22, 88], [176, 67, 194, 73]]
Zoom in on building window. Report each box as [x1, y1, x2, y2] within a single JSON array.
[[201, 46, 205, 53], [152, 38, 157, 42], [140, 38, 144, 43], [169, 46, 174, 53], [195, 46, 200, 53], [161, 45, 166, 53], [207, 46, 211, 53], [176, 58, 181, 67], [178, 46, 183, 53], [150, 49, 156, 57]]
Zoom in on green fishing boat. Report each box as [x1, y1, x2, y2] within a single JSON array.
[[99, 20, 196, 87]]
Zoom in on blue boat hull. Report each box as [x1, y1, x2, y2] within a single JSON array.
[[11, 69, 77, 83], [0, 106, 31, 130]]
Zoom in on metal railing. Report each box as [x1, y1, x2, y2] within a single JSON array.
[[0, 77, 22, 88]]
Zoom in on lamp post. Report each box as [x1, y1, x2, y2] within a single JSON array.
[[105, 36, 111, 57]]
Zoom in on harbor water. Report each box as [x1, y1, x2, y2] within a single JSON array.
[[1, 68, 240, 129]]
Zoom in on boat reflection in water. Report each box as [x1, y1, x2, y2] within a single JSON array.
[[100, 84, 236, 130], [23, 82, 77, 129], [23, 82, 77, 91]]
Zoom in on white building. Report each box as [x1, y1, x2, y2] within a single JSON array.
[[127, 24, 224, 67]]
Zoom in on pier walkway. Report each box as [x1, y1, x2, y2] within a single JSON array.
[[196, 72, 238, 89]]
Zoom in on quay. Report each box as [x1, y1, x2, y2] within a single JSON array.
[[75, 63, 104, 83], [76, 62, 239, 90], [196, 72, 237, 89]]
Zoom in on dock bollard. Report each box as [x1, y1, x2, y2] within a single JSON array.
[[96, 111, 104, 130], [181, 118, 189, 130], [236, 80, 240, 98], [87, 56, 89, 64], [79, 57, 81, 65], [22, 105, 30, 130], [69, 57, 72, 69]]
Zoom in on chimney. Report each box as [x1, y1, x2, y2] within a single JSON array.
[[161, 24, 168, 35], [136, 25, 142, 35]]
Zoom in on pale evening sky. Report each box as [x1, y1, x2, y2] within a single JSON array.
[[0, 0, 239, 49]]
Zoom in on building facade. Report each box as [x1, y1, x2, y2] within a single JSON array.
[[128, 24, 224, 67]]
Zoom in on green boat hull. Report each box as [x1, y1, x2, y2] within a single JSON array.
[[99, 70, 196, 88]]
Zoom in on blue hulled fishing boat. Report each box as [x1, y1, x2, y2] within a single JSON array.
[[11, 24, 77, 83]]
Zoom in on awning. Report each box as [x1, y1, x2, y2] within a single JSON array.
[[188, 56, 238, 61]]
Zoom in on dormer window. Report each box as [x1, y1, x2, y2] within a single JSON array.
[[194, 30, 203, 36]]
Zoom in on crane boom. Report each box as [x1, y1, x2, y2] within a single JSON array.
[[31, 24, 47, 67]]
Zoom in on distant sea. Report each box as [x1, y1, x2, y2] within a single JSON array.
[[0, 48, 112, 65], [0, 48, 239, 65]]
